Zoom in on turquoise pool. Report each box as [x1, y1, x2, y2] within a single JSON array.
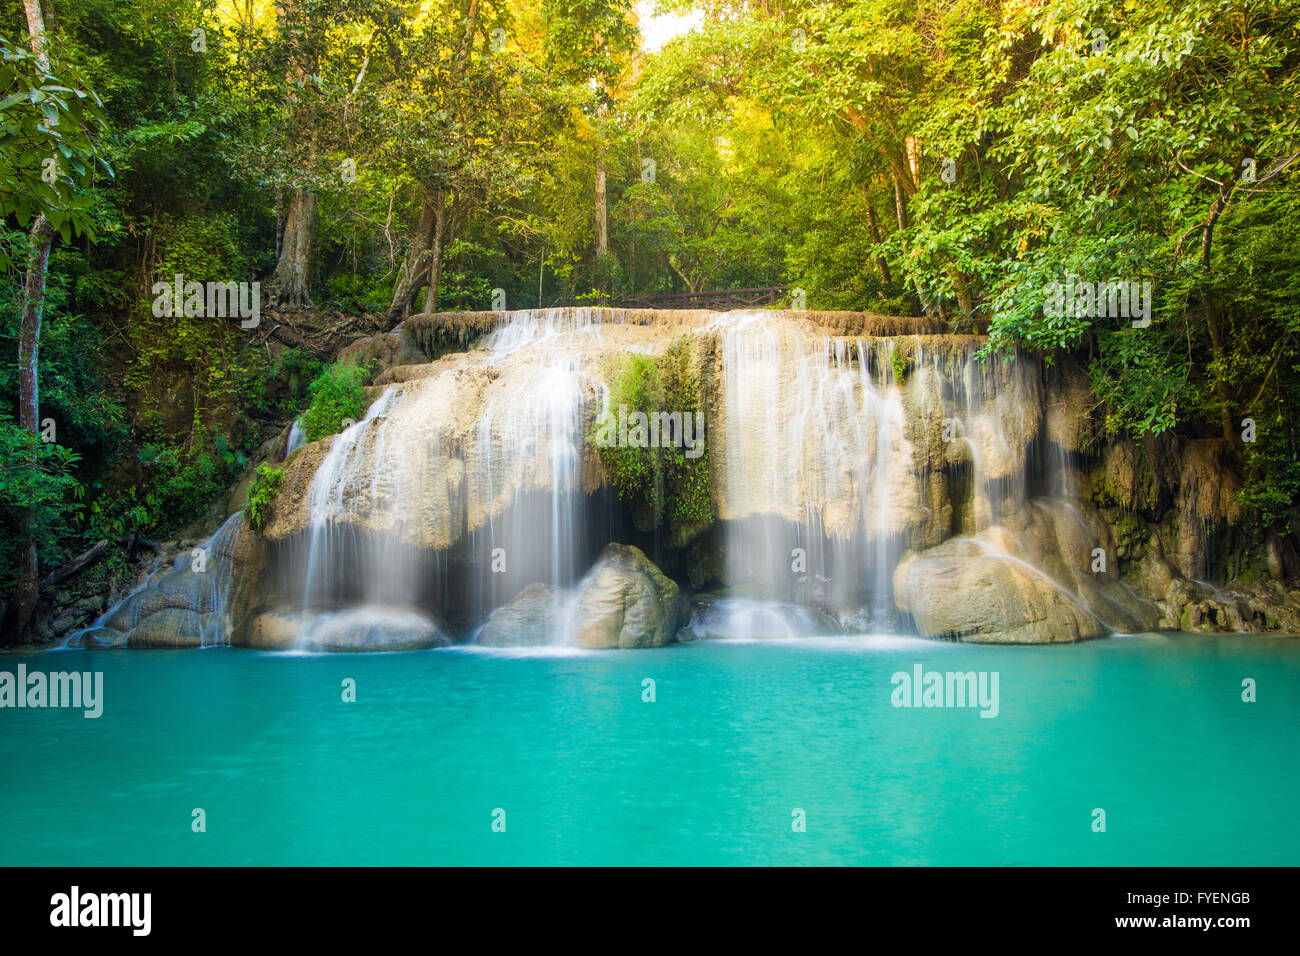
[[1, 632, 1296, 865]]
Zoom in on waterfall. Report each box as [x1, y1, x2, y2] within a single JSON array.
[[295, 309, 612, 635], [709, 312, 912, 621], [289, 306, 1055, 638], [71, 306, 1141, 650], [708, 311, 1046, 627], [284, 419, 305, 459]]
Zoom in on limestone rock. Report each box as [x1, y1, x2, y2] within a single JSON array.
[[338, 328, 426, 372], [296, 608, 449, 652], [240, 610, 308, 650], [128, 608, 207, 648], [894, 536, 1108, 644], [64, 626, 128, 649], [475, 584, 562, 647], [572, 544, 680, 649], [239, 608, 450, 651]]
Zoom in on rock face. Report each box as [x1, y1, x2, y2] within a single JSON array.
[[892, 492, 1170, 644], [262, 311, 627, 551], [128, 607, 210, 648], [1161, 578, 1300, 634], [68, 308, 1300, 651], [261, 310, 1031, 558], [894, 535, 1108, 644], [241, 610, 305, 650], [475, 584, 563, 647], [67, 512, 259, 649], [571, 544, 681, 649]]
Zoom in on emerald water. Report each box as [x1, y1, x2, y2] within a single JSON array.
[[2, 632, 1297, 866]]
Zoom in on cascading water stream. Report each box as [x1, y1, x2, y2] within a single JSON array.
[[709, 312, 912, 622], [71, 307, 1127, 649], [284, 419, 305, 459], [295, 309, 610, 642]]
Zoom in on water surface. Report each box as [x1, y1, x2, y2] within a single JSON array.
[[1, 633, 1296, 865]]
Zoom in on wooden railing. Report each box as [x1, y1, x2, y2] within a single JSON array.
[[621, 286, 789, 310]]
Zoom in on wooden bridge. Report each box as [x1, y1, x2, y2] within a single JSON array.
[[620, 286, 790, 310]]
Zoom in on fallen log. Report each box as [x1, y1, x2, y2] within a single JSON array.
[[39, 540, 109, 591]]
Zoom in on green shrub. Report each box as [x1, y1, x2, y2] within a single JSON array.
[[109, 431, 247, 539], [239, 347, 322, 421], [589, 335, 713, 544], [245, 463, 284, 533], [325, 272, 391, 314], [300, 363, 370, 443], [890, 348, 906, 384], [0, 419, 84, 587]]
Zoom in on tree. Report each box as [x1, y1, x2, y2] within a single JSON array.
[[380, 0, 531, 321], [2, 10, 107, 639]]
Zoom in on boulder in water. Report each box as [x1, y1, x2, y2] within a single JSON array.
[[572, 544, 680, 649], [239, 607, 449, 651], [298, 608, 450, 652], [240, 610, 309, 649], [475, 584, 563, 647], [894, 536, 1107, 644]]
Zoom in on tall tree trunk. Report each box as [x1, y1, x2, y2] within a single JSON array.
[[387, 197, 440, 324], [865, 203, 892, 285], [13, 214, 55, 641], [594, 97, 609, 262], [890, 170, 925, 315], [18, 217, 53, 437], [892, 173, 909, 232], [268, 189, 315, 306], [949, 268, 974, 324], [23, 0, 47, 66], [595, 165, 608, 255], [421, 201, 448, 315], [266, 0, 316, 307], [13, 0, 53, 642]]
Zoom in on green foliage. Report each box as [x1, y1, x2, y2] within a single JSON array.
[[241, 347, 322, 421], [300, 363, 369, 443], [890, 349, 906, 384], [7, 0, 1300, 592], [0, 232, 128, 450], [595, 352, 662, 509], [244, 463, 284, 533], [121, 210, 263, 448], [134, 432, 246, 537], [0, 36, 110, 256], [0, 418, 83, 586], [324, 272, 390, 314], [660, 335, 712, 538], [591, 335, 713, 543], [1238, 439, 1300, 534]]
